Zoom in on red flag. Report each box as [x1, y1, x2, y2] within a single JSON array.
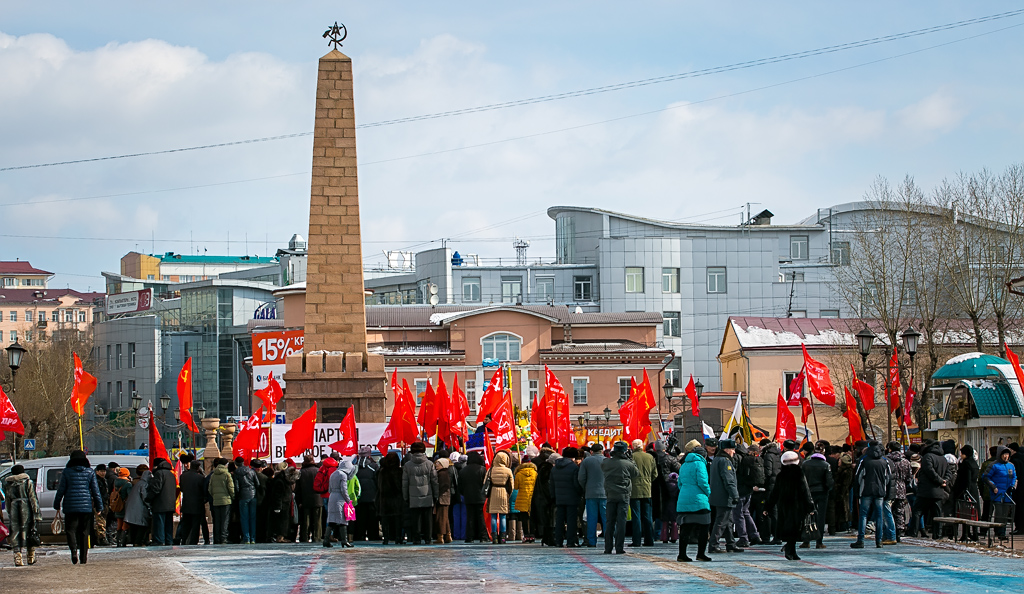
[[544, 366, 571, 449], [787, 369, 804, 405], [255, 372, 284, 422], [475, 367, 504, 424], [379, 379, 420, 453], [70, 352, 97, 416], [530, 390, 545, 445], [176, 358, 200, 433], [329, 406, 358, 455], [418, 379, 439, 437], [638, 368, 656, 412], [148, 408, 170, 470], [0, 385, 25, 435], [851, 364, 876, 411], [887, 347, 901, 414], [619, 392, 637, 443], [903, 385, 916, 427], [1004, 344, 1024, 394], [233, 407, 265, 462], [799, 397, 812, 424], [434, 371, 451, 446], [490, 396, 517, 451], [775, 389, 796, 443], [448, 373, 470, 445], [802, 345, 836, 407], [842, 386, 866, 443], [684, 374, 700, 417], [285, 402, 317, 459]]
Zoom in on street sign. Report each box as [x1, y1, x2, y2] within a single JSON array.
[[138, 407, 150, 429], [23, 438, 35, 450]]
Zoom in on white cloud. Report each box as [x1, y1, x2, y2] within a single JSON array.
[[896, 91, 964, 134]]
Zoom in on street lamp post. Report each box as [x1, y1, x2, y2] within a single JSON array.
[[901, 326, 922, 443], [855, 325, 876, 439], [5, 340, 28, 462]]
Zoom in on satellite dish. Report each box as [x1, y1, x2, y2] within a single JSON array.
[[429, 294, 440, 306], [429, 283, 438, 295]]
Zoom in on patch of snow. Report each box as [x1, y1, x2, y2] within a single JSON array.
[[945, 352, 984, 365], [972, 379, 996, 390], [732, 322, 854, 348], [429, 311, 465, 325]]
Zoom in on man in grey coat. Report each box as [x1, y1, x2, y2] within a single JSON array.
[[578, 444, 606, 547], [709, 439, 743, 553], [402, 442, 439, 545], [601, 441, 638, 555]]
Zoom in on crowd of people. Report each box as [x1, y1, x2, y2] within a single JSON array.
[[1, 436, 1022, 567]]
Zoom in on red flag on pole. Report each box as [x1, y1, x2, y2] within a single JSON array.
[[378, 380, 420, 453], [851, 364, 876, 411], [285, 403, 317, 459], [775, 389, 796, 443], [544, 366, 571, 449], [176, 358, 200, 433], [233, 407, 265, 462], [475, 367, 504, 425], [530, 390, 545, 445], [0, 385, 25, 435], [329, 406, 358, 455], [70, 352, 97, 416], [1004, 344, 1024, 393], [490, 396, 517, 451], [799, 397, 812, 424], [255, 372, 284, 422], [434, 371, 451, 446], [903, 385, 916, 427], [418, 379, 439, 438], [638, 368, 656, 412], [449, 373, 470, 445], [842, 387, 866, 443], [802, 345, 837, 407], [787, 369, 804, 405], [148, 408, 170, 470], [887, 347, 901, 414], [684, 374, 700, 417]]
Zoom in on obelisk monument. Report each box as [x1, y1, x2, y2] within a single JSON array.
[[284, 23, 387, 422]]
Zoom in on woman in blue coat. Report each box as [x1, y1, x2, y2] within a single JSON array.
[[676, 445, 712, 562], [53, 450, 103, 564]]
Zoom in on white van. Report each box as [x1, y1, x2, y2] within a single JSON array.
[[1, 454, 149, 535]]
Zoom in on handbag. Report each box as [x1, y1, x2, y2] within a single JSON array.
[[343, 501, 357, 522], [802, 511, 818, 537], [27, 523, 42, 548], [51, 510, 65, 535]]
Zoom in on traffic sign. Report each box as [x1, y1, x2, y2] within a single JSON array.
[[23, 438, 35, 450]]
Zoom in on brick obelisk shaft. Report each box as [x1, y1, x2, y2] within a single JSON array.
[[283, 49, 386, 423]]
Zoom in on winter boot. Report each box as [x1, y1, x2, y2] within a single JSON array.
[[79, 545, 88, 565], [339, 525, 354, 548], [323, 523, 335, 547], [499, 531, 507, 544], [13, 548, 23, 567], [27, 548, 36, 565]]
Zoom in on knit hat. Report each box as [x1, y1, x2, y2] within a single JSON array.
[[960, 444, 975, 459], [781, 451, 800, 465], [450, 452, 462, 463], [359, 445, 373, 455], [11, 464, 24, 475], [435, 458, 450, 469], [118, 467, 131, 478]]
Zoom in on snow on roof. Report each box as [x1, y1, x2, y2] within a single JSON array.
[[428, 311, 466, 325], [729, 318, 856, 349], [945, 352, 984, 365]]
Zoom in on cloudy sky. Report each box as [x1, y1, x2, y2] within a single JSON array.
[[2, 2, 1023, 289]]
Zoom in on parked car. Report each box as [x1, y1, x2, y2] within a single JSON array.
[[0, 454, 149, 535]]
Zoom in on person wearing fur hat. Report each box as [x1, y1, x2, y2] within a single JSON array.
[[766, 451, 815, 560], [124, 464, 151, 546], [3, 464, 42, 566], [352, 446, 381, 542], [550, 447, 582, 547], [53, 450, 103, 564], [377, 452, 405, 544], [324, 457, 357, 547], [111, 467, 133, 547], [268, 461, 299, 543], [208, 458, 235, 544], [601, 441, 638, 554], [433, 457, 454, 543], [403, 442, 439, 545], [708, 439, 742, 553]]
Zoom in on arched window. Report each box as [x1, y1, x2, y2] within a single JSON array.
[[482, 333, 521, 361]]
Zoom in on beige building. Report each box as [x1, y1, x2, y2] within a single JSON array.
[[0, 261, 102, 346]]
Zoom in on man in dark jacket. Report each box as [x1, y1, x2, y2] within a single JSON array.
[[353, 447, 381, 541], [458, 452, 488, 542], [709, 439, 742, 553], [551, 447, 582, 547], [733, 443, 763, 547], [578, 443, 607, 547], [234, 458, 259, 544], [909, 439, 948, 538], [295, 455, 322, 543], [601, 441, 638, 555], [177, 462, 207, 545], [92, 464, 110, 546], [801, 445, 834, 549], [851, 442, 890, 548], [402, 442, 439, 545], [146, 458, 178, 545], [759, 439, 783, 542], [253, 460, 269, 543]]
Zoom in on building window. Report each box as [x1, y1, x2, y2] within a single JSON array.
[[662, 268, 680, 293], [860, 284, 879, 316], [618, 378, 631, 404], [572, 377, 588, 405], [784, 371, 803, 398], [129, 380, 136, 408], [707, 267, 727, 294], [482, 333, 522, 362], [52, 310, 59, 322], [24, 331, 32, 342], [38, 331, 46, 341], [129, 343, 136, 368], [38, 311, 46, 322], [664, 359, 682, 388], [625, 267, 644, 293], [529, 380, 539, 403], [831, 241, 851, 266], [9, 331, 15, 342], [24, 310, 32, 322], [790, 310, 807, 318], [573, 276, 592, 301], [901, 282, 918, 308], [2, 278, 14, 287], [779, 271, 804, 283], [116, 344, 122, 370], [663, 311, 681, 337], [78, 310, 86, 322], [106, 382, 112, 408], [106, 345, 112, 370], [820, 309, 840, 319], [465, 380, 477, 411], [116, 381, 123, 409], [64, 309, 73, 322], [414, 379, 428, 405], [535, 277, 554, 302], [462, 277, 481, 302], [790, 235, 809, 260], [8, 311, 15, 322], [556, 215, 576, 264], [501, 277, 522, 304]]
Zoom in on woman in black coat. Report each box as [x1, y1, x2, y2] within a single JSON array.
[[376, 453, 404, 544], [952, 444, 981, 541], [766, 451, 815, 560]]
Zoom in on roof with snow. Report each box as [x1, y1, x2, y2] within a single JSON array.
[[932, 353, 1008, 381], [0, 261, 53, 276], [368, 305, 662, 329], [0, 288, 104, 305]]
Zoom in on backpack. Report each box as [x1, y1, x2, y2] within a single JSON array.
[[348, 475, 361, 505], [313, 466, 331, 495], [109, 484, 126, 513]]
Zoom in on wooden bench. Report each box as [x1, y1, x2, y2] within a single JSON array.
[[932, 517, 1009, 547]]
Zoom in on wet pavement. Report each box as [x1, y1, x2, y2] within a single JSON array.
[[3, 535, 1021, 593]]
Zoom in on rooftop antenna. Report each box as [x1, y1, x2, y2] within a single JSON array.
[[513, 237, 530, 266]]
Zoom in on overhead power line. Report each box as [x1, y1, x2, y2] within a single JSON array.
[[2, 9, 1021, 173]]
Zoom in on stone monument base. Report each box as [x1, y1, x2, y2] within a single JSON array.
[[283, 351, 387, 422]]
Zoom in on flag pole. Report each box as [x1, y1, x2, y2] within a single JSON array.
[[78, 414, 84, 451], [803, 373, 821, 442]]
